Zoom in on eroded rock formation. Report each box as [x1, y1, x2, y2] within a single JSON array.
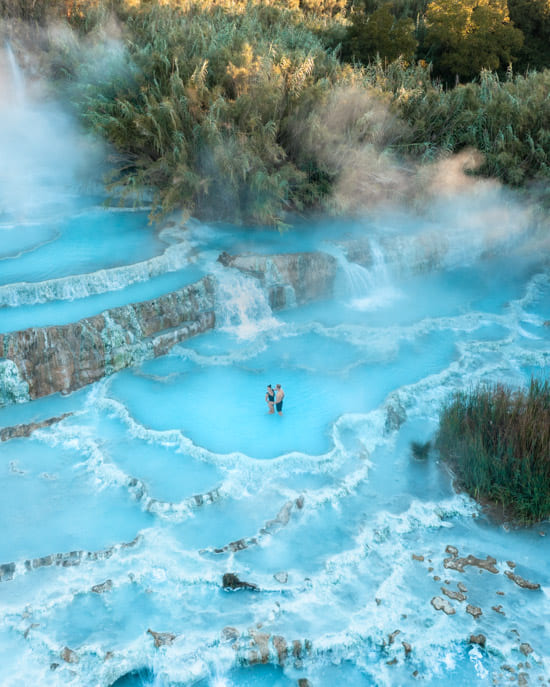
[[0, 277, 215, 406]]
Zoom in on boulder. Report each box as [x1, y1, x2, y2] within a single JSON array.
[[222, 573, 258, 591], [469, 634, 486, 648]]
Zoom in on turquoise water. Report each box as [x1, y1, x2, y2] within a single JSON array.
[[1, 59, 550, 687], [1, 223, 549, 686]]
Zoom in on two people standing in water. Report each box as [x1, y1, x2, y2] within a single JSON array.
[[266, 384, 284, 415]]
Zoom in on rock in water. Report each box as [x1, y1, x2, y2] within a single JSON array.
[[504, 571, 540, 590], [444, 554, 498, 574], [147, 629, 177, 648], [441, 587, 466, 602], [466, 604, 482, 619], [469, 634, 486, 648], [520, 643, 533, 656], [91, 579, 112, 594], [430, 596, 455, 615], [61, 647, 79, 664], [222, 573, 258, 590]]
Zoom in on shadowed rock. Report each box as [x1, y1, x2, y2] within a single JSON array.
[[222, 573, 258, 591], [469, 634, 486, 648], [504, 570, 540, 590], [402, 641, 412, 656]]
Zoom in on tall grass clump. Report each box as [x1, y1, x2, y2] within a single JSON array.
[[435, 379, 550, 524]]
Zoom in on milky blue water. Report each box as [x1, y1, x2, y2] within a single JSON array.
[[1, 49, 550, 687]]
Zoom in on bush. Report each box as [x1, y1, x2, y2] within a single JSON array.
[[435, 379, 550, 524]]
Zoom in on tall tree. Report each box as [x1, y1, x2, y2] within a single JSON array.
[[508, 0, 550, 71], [425, 0, 523, 81], [347, 2, 417, 63]]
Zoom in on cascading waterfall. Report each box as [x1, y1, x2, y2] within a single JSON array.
[[330, 238, 403, 310], [212, 262, 280, 339]]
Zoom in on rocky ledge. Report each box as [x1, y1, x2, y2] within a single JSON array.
[[0, 249, 341, 407], [0, 277, 215, 406]]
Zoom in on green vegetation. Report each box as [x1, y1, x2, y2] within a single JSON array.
[[436, 380, 550, 524], [3, 0, 550, 223]]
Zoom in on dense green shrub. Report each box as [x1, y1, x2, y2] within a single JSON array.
[[436, 380, 550, 524]]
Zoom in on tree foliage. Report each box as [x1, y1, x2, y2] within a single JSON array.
[[508, 0, 550, 71], [346, 2, 417, 63], [424, 0, 523, 81]]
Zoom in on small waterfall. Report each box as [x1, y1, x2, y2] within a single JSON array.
[[213, 263, 280, 339], [330, 239, 402, 311], [5, 43, 25, 106]]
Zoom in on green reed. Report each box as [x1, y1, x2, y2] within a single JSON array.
[[435, 379, 550, 524]]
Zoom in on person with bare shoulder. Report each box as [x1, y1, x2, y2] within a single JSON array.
[[265, 384, 275, 414], [275, 384, 285, 416]]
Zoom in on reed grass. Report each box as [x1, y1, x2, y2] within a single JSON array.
[[436, 379, 550, 524]]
